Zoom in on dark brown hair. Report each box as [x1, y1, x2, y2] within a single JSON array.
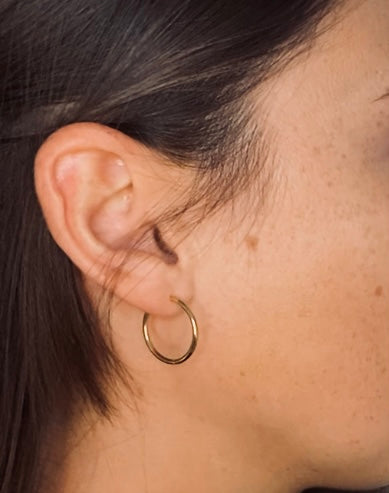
[[1, 1, 387, 493]]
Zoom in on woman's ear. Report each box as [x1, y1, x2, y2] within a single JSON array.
[[33, 122, 193, 317]]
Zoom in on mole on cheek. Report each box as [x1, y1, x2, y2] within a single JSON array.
[[245, 235, 259, 251], [374, 285, 383, 297]]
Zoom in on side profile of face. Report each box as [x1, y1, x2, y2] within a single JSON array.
[[192, 0, 389, 487], [34, 0, 389, 492], [194, 0, 389, 487], [200, 0, 389, 482]]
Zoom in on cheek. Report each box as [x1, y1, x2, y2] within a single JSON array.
[[234, 154, 389, 477], [358, 107, 389, 178]]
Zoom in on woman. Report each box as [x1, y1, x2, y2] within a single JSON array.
[[0, 0, 388, 492]]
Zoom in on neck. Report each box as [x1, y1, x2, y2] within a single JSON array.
[[56, 383, 306, 493]]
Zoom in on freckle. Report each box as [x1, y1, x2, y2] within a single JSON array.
[[376, 120, 383, 128], [349, 439, 361, 445], [240, 370, 246, 377], [313, 146, 321, 155], [341, 153, 347, 160], [374, 285, 383, 297], [245, 235, 258, 251], [327, 181, 333, 188]]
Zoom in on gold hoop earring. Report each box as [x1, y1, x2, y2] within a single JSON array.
[[142, 296, 199, 365]]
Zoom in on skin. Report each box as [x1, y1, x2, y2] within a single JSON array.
[[34, 1, 389, 492]]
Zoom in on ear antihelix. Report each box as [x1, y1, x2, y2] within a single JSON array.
[[102, 156, 131, 189], [90, 188, 132, 249]]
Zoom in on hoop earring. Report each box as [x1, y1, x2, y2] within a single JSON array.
[[142, 296, 199, 365]]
